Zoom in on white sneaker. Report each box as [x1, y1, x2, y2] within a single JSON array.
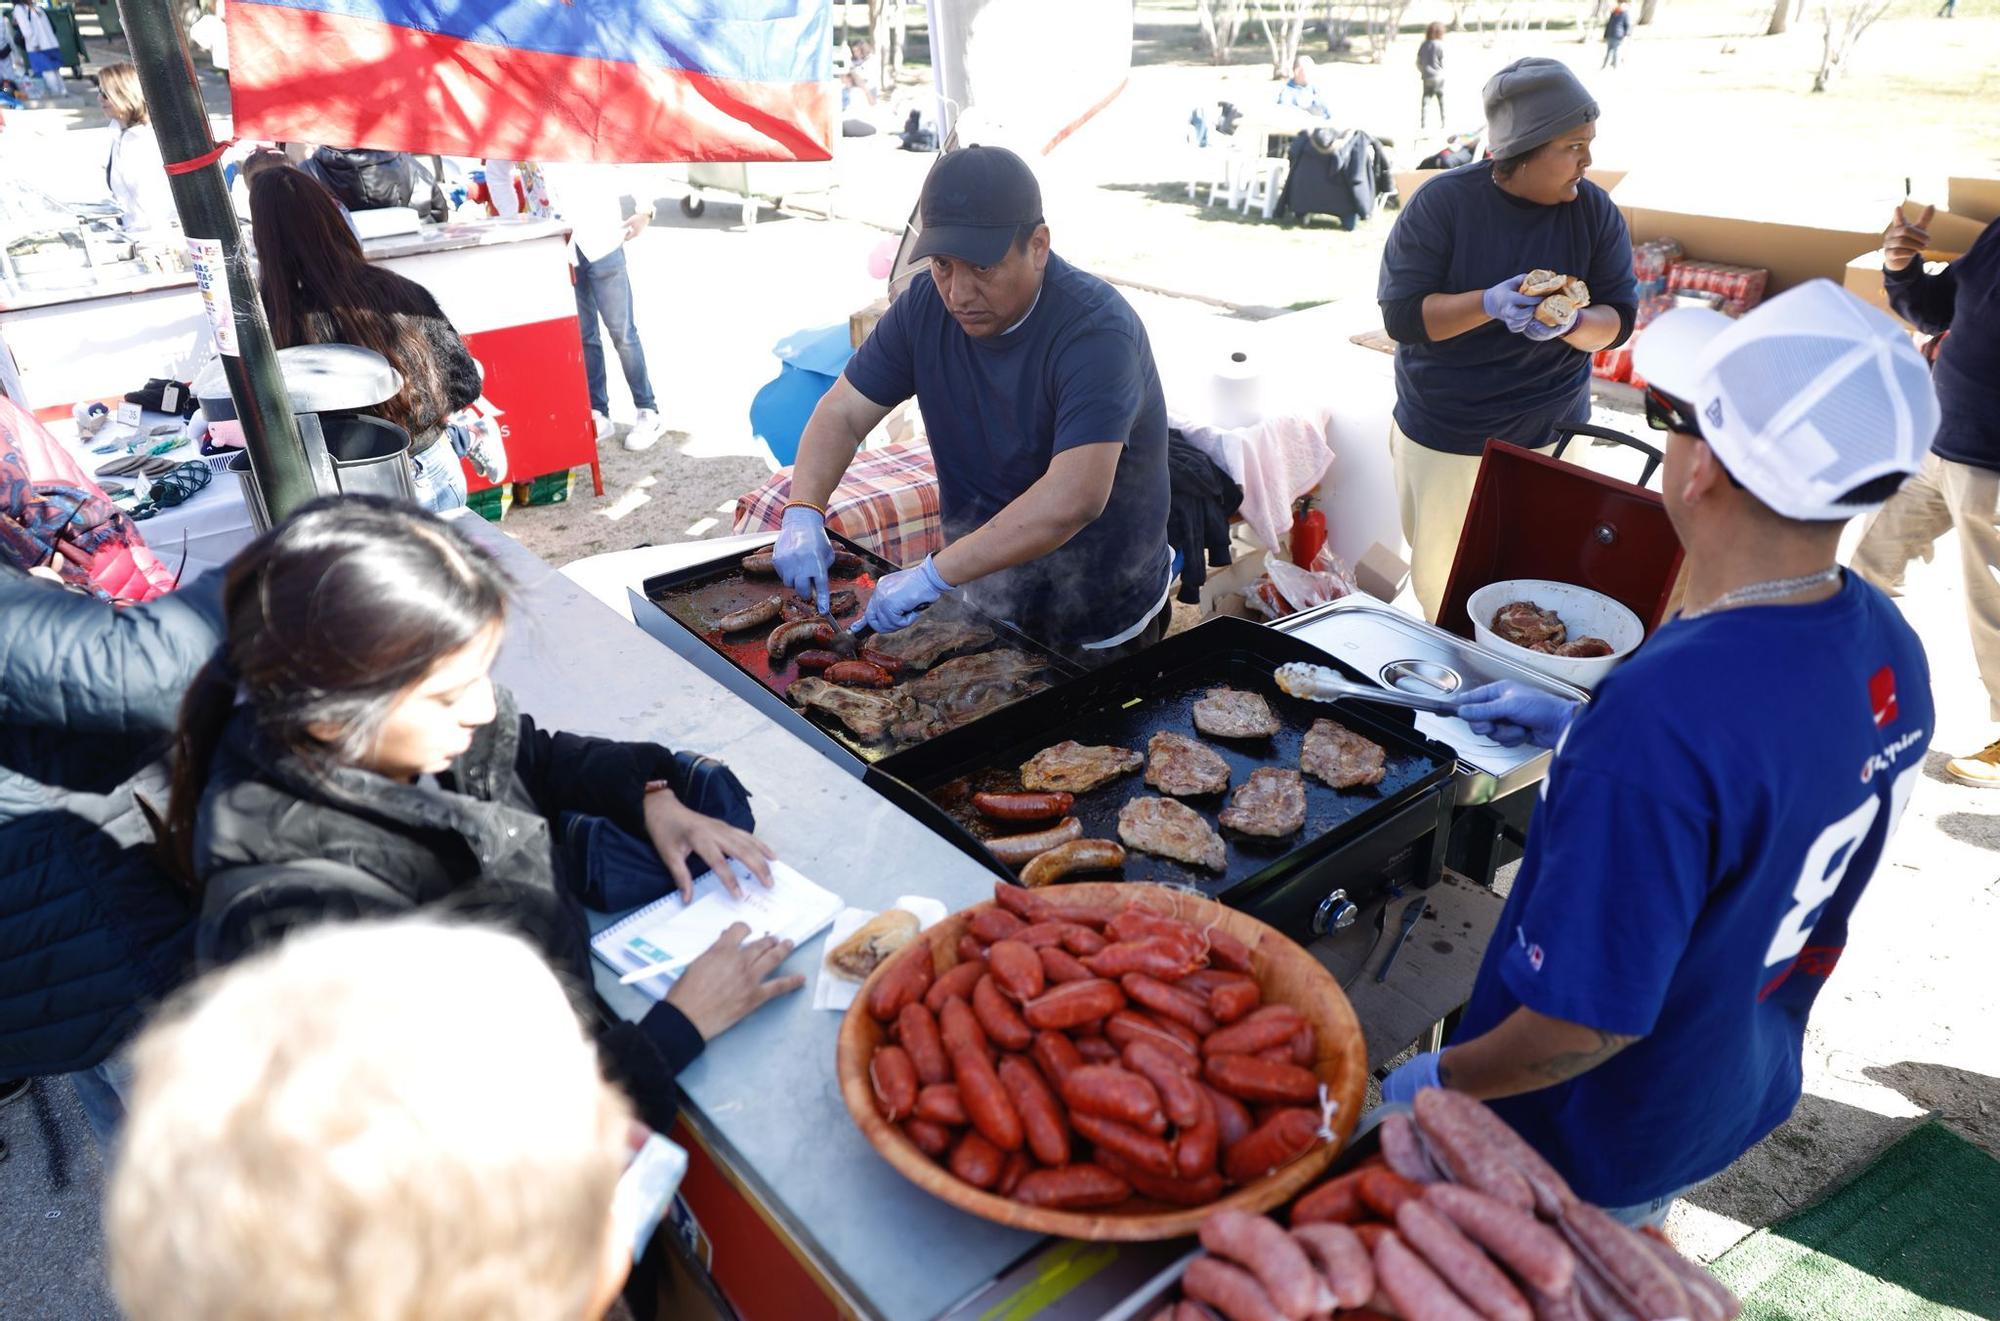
[[592, 410, 614, 443], [624, 408, 666, 452]]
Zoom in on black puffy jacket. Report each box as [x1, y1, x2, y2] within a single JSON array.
[[0, 567, 222, 1079]]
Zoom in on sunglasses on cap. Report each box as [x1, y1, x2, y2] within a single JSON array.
[[1643, 385, 1702, 438]]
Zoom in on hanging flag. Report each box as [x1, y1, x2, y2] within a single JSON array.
[[225, 0, 834, 164]]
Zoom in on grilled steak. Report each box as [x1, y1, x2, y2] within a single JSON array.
[[893, 652, 1050, 742], [1492, 601, 1566, 650], [1117, 796, 1227, 871], [1144, 731, 1231, 797], [1021, 740, 1144, 794], [901, 650, 1046, 702], [1218, 768, 1307, 837], [867, 617, 996, 670], [785, 677, 913, 742], [1556, 636, 1614, 658], [1191, 686, 1281, 739], [1300, 718, 1387, 789]]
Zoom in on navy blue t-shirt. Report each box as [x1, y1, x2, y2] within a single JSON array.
[[1377, 162, 1636, 455], [844, 254, 1171, 647], [1454, 573, 1932, 1206], [1883, 219, 2000, 472]]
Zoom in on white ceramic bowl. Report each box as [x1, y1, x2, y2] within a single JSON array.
[[1467, 578, 1645, 690]]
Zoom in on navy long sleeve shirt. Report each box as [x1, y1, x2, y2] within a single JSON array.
[[1883, 220, 2000, 472]]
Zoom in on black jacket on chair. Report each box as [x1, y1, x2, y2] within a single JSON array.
[[1280, 129, 1394, 226], [0, 567, 222, 1080]]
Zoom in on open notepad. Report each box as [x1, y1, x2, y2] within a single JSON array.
[[590, 859, 843, 1002]]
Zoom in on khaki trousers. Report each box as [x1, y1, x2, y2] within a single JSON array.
[[1851, 452, 2000, 721], [1390, 419, 1484, 623]]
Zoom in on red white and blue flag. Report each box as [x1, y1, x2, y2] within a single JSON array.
[[225, 0, 834, 164]]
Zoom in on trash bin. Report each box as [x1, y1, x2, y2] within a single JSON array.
[[48, 3, 84, 76], [197, 344, 418, 531]]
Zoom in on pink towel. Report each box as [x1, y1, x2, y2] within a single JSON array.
[[1170, 410, 1334, 554]]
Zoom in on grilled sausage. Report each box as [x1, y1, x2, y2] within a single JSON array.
[[767, 617, 835, 662], [1019, 836, 1125, 886], [717, 595, 784, 632], [856, 644, 903, 673], [740, 549, 778, 575], [793, 648, 844, 673], [825, 659, 895, 687], [986, 819, 1086, 868], [972, 790, 1076, 821]]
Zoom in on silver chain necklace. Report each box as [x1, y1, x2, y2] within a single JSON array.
[[1680, 567, 1841, 621]]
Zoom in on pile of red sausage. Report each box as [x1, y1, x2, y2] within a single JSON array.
[[863, 882, 1333, 1212], [1148, 1089, 1740, 1321]]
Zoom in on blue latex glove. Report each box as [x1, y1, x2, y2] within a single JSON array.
[[1521, 299, 1579, 341], [1482, 274, 1542, 334], [1454, 680, 1581, 750], [855, 554, 952, 634], [1380, 1050, 1442, 1107], [772, 506, 834, 613]]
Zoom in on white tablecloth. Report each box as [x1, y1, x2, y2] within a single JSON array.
[[62, 409, 258, 580]]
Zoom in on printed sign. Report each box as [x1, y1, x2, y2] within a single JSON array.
[[186, 236, 240, 357]]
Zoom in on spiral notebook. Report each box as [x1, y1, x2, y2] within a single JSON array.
[[590, 859, 843, 1002]]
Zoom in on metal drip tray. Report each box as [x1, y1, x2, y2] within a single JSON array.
[[1276, 598, 1590, 804]]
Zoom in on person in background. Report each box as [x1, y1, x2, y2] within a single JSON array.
[[249, 165, 479, 512], [1275, 55, 1331, 119], [1852, 203, 2000, 787], [540, 163, 667, 452], [841, 38, 880, 137], [1417, 22, 1447, 129], [1385, 281, 1935, 1228], [1376, 57, 1636, 621], [9, 1, 62, 100], [1602, 2, 1631, 68], [107, 919, 639, 1321], [98, 63, 179, 250], [165, 497, 802, 1130]]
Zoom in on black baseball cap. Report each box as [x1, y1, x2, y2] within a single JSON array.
[[907, 146, 1043, 267]]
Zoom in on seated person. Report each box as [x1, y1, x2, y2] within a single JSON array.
[[165, 495, 804, 1126], [107, 918, 641, 1321], [1275, 55, 1332, 119]]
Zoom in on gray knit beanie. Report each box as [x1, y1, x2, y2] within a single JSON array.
[[1483, 57, 1598, 159]]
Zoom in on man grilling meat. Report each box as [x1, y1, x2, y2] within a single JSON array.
[[1382, 283, 1935, 1228], [774, 146, 1172, 670]]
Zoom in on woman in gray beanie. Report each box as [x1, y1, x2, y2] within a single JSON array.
[[1376, 56, 1637, 621]]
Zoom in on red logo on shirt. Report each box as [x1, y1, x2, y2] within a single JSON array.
[[1526, 942, 1545, 972], [1869, 666, 1898, 729], [1758, 943, 1845, 1000]]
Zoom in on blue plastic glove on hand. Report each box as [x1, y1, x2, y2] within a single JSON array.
[[772, 506, 834, 613], [1521, 301, 1578, 341], [855, 554, 952, 634], [1380, 1050, 1442, 1107], [1454, 680, 1581, 750], [1482, 274, 1542, 334]]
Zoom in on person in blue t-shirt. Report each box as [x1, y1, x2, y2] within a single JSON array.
[[1382, 280, 1940, 1227], [774, 146, 1171, 667], [1377, 56, 1637, 621]]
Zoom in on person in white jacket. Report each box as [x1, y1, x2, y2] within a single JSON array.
[[9, 0, 64, 100], [99, 64, 181, 249]]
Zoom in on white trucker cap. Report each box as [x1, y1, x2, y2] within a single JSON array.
[[1633, 279, 1939, 521]]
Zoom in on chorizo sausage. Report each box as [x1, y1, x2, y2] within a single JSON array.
[[1106, 907, 1204, 947], [792, 648, 845, 673], [1205, 1084, 1253, 1149], [1203, 1005, 1306, 1058], [997, 1055, 1071, 1167], [1223, 1107, 1321, 1183], [866, 944, 935, 1022], [913, 1083, 969, 1126], [972, 974, 1034, 1051], [717, 595, 784, 632], [1179, 1257, 1287, 1321], [1357, 1168, 1426, 1219], [824, 659, 895, 688], [1011, 1163, 1132, 1210], [1422, 1184, 1575, 1296], [1289, 1024, 1315, 1069], [1210, 979, 1263, 1024], [895, 1002, 951, 1086], [1074, 1035, 1120, 1064], [1290, 1168, 1368, 1226], [1174, 1086, 1220, 1180], [996, 1149, 1031, 1199], [986, 939, 1045, 1002], [1038, 945, 1093, 984], [1179, 968, 1257, 995], [1031, 1030, 1085, 1087], [857, 644, 904, 674], [1373, 1231, 1482, 1321], [992, 881, 1041, 920], [986, 819, 1087, 869], [1290, 1222, 1376, 1311], [1207, 927, 1255, 972], [903, 1117, 953, 1157], [767, 617, 834, 662], [938, 998, 1023, 1152], [1022, 978, 1126, 1030], [1101, 1150, 1228, 1206], [1068, 1109, 1176, 1177], [1411, 1088, 1536, 1212], [972, 790, 1076, 821], [1020, 838, 1128, 888], [1199, 1208, 1327, 1321], [1396, 1199, 1532, 1321], [949, 1130, 1006, 1189], [956, 934, 988, 966], [1204, 1054, 1321, 1106], [1103, 1011, 1200, 1071], [1122, 973, 1219, 1036], [869, 1044, 918, 1122], [967, 907, 1027, 943], [924, 960, 984, 1015], [1123, 1039, 1207, 1128], [1059, 1063, 1168, 1134]]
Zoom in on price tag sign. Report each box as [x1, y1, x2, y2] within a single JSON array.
[[115, 401, 143, 428]]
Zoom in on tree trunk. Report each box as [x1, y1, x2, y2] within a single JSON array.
[[1638, 0, 1659, 23], [1766, 0, 1789, 32]]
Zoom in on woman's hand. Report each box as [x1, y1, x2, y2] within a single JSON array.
[[643, 787, 776, 903], [1882, 204, 1933, 273], [666, 923, 804, 1040]]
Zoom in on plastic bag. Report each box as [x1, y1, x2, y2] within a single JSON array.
[[1244, 551, 1356, 621]]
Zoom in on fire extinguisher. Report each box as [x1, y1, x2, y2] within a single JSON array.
[[1290, 495, 1327, 568]]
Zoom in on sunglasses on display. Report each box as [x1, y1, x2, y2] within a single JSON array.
[[1644, 385, 1702, 438]]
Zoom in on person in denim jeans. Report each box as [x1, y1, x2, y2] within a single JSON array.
[[543, 164, 666, 452]]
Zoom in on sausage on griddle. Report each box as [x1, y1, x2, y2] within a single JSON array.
[[716, 595, 784, 633], [825, 660, 895, 688], [1021, 838, 1127, 888], [767, 618, 835, 663], [984, 817, 1084, 867], [973, 791, 1076, 822]]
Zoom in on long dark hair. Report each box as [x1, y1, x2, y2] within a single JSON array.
[[164, 495, 509, 886], [248, 165, 451, 438]]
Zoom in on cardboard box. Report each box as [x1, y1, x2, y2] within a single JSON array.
[[1354, 541, 1410, 604], [1843, 196, 1986, 325], [1949, 176, 2000, 225]]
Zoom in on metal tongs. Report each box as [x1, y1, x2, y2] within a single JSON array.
[[1274, 661, 1464, 717]]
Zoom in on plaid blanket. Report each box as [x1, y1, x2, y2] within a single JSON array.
[[733, 441, 943, 569]]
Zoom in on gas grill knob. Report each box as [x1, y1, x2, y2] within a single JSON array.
[[1313, 889, 1358, 935]]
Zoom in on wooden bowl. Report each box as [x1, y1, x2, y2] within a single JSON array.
[[835, 882, 1366, 1241]]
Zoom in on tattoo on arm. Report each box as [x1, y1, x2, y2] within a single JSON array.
[[1525, 1028, 1637, 1084]]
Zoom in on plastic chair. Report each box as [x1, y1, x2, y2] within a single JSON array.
[[1550, 422, 1665, 489], [1202, 151, 1248, 209], [1241, 158, 1289, 219]]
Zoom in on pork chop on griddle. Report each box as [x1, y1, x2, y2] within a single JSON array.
[[1300, 718, 1387, 789], [786, 677, 913, 742], [1191, 686, 1281, 739], [866, 617, 997, 670], [1144, 731, 1231, 797], [1021, 740, 1144, 794], [901, 650, 1046, 703], [1218, 768, 1307, 837], [1117, 796, 1227, 871]]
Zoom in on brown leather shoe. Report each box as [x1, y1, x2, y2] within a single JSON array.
[[1945, 738, 2000, 789]]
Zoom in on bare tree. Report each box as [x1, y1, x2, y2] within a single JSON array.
[[1812, 0, 1892, 90], [1196, 0, 1254, 62], [1638, 0, 1660, 23], [1766, 0, 1789, 34], [1258, 0, 1315, 73]]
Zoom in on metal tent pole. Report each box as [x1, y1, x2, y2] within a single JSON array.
[[114, 0, 327, 522]]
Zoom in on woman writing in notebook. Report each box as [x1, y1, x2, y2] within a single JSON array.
[[164, 496, 801, 1123]]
